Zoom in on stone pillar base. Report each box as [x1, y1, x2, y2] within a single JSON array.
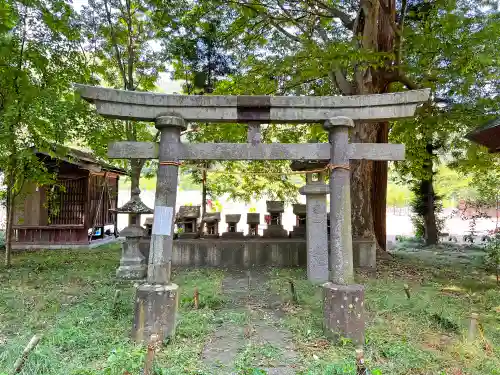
[[353, 238, 376, 270], [116, 264, 146, 280], [132, 283, 179, 343], [323, 282, 365, 345]]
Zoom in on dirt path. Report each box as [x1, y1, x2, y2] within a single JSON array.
[[202, 270, 300, 374]]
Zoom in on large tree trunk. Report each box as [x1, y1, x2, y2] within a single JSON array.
[[423, 179, 438, 245], [350, 0, 395, 255], [372, 122, 388, 251], [422, 145, 438, 245], [4, 187, 14, 267], [197, 166, 208, 238], [201, 168, 207, 217], [351, 124, 379, 243]]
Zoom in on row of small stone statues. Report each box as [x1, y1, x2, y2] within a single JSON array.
[[143, 200, 331, 239]]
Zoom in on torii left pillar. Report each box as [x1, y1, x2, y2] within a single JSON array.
[[132, 115, 185, 343]]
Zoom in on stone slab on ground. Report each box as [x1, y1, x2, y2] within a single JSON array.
[[202, 322, 244, 372], [202, 270, 300, 374]]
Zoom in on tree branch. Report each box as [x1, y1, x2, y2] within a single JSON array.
[[103, 0, 128, 89], [314, 23, 354, 95], [308, 0, 354, 30], [385, 70, 421, 90], [268, 18, 301, 42], [125, 0, 134, 91], [234, 1, 302, 42], [395, 0, 407, 67], [333, 70, 354, 95], [276, 0, 309, 36], [265, 75, 329, 94]]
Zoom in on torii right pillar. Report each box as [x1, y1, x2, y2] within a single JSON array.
[[323, 116, 364, 345]]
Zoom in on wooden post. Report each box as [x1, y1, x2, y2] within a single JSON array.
[[404, 284, 411, 299], [468, 313, 478, 342], [194, 287, 199, 309], [88, 172, 108, 243], [11, 335, 42, 374], [143, 334, 159, 375], [355, 348, 366, 375]]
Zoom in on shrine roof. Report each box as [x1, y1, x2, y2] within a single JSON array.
[[465, 118, 500, 153], [34, 146, 127, 175]]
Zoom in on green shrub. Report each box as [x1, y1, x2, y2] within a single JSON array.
[[409, 181, 444, 240], [484, 232, 500, 284]]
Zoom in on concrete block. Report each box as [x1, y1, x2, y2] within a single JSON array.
[[353, 238, 376, 270], [116, 234, 147, 280], [132, 283, 179, 343], [323, 283, 365, 345], [116, 264, 146, 280]]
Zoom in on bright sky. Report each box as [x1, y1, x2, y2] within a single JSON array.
[[72, 0, 183, 94]]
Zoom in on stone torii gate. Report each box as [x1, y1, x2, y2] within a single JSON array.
[[75, 84, 429, 344]]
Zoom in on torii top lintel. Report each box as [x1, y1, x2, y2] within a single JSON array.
[[74, 84, 430, 123]]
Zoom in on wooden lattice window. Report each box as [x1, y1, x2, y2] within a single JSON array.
[[48, 178, 86, 225]]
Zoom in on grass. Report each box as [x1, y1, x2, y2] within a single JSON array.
[[266, 256, 500, 375], [0, 245, 224, 375], [1, 245, 499, 374], [235, 342, 283, 370]]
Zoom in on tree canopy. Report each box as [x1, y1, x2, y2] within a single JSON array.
[[1, 0, 499, 258]]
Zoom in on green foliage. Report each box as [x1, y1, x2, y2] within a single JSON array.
[[409, 181, 444, 240], [466, 159, 500, 209], [2, 247, 500, 374], [164, 9, 235, 95], [484, 233, 500, 283], [268, 258, 500, 374], [0, 247, 225, 374], [0, 0, 92, 264], [237, 368, 268, 375], [209, 200, 223, 213], [433, 166, 472, 208], [387, 182, 412, 208], [78, 0, 174, 179]]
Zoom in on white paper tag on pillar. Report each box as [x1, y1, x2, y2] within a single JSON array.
[[152, 206, 174, 236]]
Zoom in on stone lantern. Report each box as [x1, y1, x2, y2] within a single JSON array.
[[290, 204, 306, 238], [246, 213, 260, 237], [113, 188, 153, 280], [290, 161, 329, 283], [222, 214, 244, 238], [263, 201, 288, 238]]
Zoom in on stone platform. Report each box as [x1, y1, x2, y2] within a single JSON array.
[[139, 238, 306, 268], [137, 238, 373, 269]]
